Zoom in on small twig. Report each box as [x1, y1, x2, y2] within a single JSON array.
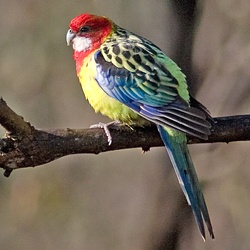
[[0, 98, 34, 137]]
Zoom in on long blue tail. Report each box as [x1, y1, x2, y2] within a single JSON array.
[[157, 125, 214, 240]]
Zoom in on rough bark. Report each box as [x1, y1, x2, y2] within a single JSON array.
[[1, 98, 250, 177]]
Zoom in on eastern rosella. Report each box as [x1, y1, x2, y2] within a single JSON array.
[[66, 13, 214, 240]]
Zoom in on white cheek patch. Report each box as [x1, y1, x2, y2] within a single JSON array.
[[72, 36, 92, 52]]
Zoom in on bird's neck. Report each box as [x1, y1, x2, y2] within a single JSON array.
[[73, 49, 94, 74]]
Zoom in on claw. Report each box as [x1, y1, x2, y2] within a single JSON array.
[[90, 121, 121, 145]]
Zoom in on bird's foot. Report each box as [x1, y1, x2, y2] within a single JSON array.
[[90, 120, 121, 146]]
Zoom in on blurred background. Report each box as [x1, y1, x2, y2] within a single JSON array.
[[1, 0, 250, 249]]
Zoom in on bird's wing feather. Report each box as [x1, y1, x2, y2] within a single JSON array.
[[94, 35, 211, 139]]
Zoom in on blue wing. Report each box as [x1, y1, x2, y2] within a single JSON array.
[[94, 28, 211, 139], [94, 48, 211, 140]]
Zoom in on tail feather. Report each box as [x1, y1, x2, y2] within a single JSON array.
[[157, 125, 214, 240]]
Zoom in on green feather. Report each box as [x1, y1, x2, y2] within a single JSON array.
[[101, 25, 188, 106]]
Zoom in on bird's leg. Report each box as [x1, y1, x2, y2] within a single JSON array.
[[90, 120, 121, 145]]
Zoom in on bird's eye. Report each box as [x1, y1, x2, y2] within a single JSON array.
[[80, 26, 90, 33]]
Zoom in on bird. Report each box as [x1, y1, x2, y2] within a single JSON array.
[[66, 13, 214, 240]]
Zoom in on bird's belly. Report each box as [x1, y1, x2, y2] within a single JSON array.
[[78, 61, 148, 126]]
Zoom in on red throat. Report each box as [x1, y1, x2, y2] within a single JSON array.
[[69, 13, 113, 73]]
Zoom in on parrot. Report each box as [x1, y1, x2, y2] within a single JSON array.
[[66, 13, 214, 240]]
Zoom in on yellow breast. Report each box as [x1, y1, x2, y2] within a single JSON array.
[[77, 53, 148, 125]]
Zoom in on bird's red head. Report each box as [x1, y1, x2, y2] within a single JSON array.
[[67, 13, 112, 54]]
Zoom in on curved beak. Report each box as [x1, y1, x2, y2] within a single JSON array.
[[66, 29, 76, 46]]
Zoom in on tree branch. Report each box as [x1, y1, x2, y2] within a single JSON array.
[[0, 98, 250, 177]]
